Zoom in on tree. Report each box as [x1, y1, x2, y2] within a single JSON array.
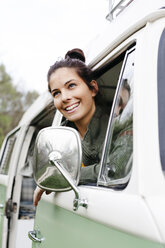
[[23, 90, 39, 111], [0, 64, 39, 147]]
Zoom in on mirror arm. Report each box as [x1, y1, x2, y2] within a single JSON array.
[[49, 155, 88, 211]]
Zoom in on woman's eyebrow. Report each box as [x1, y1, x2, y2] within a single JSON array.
[[64, 79, 76, 86], [51, 79, 76, 93], [51, 88, 58, 93]]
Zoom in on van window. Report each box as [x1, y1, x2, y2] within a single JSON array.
[[96, 56, 124, 113], [19, 176, 36, 219], [98, 48, 135, 188], [158, 28, 165, 174], [18, 106, 56, 219], [0, 128, 19, 175]]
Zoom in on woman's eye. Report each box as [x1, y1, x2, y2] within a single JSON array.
[[68, 83, 76, 89], [53, 91, 60, 98]]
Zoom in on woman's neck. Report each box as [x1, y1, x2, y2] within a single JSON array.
[[74, 105, 96, 139]]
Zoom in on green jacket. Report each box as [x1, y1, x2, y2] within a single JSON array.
[[79, 111, 133, 184], [62, 105, 109, 184], [63, 107, 133, 185]]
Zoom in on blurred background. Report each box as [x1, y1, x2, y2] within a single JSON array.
[[0, 0, 109, 146]]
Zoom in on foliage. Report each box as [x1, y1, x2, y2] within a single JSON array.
[[0, 64, 39, 147]]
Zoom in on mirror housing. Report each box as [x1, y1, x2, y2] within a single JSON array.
[[33, 126, 82, 191], [33, 126, 88, 211]]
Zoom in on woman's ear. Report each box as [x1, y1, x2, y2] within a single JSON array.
[[90, 80, 98, 97]]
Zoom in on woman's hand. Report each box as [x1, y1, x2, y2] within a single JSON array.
[[33, 186, 52, 207], [33, 186, 44, 207]]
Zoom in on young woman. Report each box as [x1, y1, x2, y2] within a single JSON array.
[[33, 48, 109, 206]]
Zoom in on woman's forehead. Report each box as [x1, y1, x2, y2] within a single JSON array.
[[51, 67, 79, 80], [49, 67, 82, 89]]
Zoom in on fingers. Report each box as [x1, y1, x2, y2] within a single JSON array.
[[45, 191, 51, 195], [33, 186, 44, 207]]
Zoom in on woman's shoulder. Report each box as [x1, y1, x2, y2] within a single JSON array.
[[86, 105, 109, 142], [94, 105, 109, 123]]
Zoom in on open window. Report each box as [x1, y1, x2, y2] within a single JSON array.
[[95, 54, 125, 114], [98, 47, 135, 188]]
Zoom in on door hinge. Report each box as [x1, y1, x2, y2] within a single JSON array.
[[5, 199, 17, 219]]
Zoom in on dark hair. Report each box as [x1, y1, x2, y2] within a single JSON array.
[[47, 48, 107, 109], [47, 48, 94, 92], [65, 48, 86, 62]]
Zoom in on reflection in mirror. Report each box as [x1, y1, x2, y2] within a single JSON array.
[[33, 126, 82, 192], [106, 77, 133, 181]]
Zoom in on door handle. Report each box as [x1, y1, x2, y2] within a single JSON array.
[[28, 230, 44, 243]]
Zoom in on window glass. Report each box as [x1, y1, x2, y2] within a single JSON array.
[[97, 59, 124, 112], [98, 48, 135, 188], [19, 176, 36, 219], [0, 129, 19, 175], [158, 29, 165, 173]]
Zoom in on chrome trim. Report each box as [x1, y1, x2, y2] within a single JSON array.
[[28, 230, 44, 243], [49, 153, 88, 211]]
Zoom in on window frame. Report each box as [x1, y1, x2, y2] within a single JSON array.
[[97, 46, 135, 188]]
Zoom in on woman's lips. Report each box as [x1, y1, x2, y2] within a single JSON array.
[[65, 102, 80, 113]]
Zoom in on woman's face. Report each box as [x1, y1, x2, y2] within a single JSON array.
[[49, 67, 96, 127]]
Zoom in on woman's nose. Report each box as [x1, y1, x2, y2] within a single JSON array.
[[61, 90, 71, 102]]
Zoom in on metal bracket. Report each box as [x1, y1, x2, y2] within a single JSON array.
[[49, 154, 88, 211], [5, 199, 17, 218], [106, 0, 133, 21]]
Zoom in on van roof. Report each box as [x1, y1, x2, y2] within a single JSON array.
[[85, 0, 165, 67]]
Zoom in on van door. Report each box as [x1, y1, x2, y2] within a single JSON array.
[[0, 125, 35, 248], [0, 127, 19, 248], [30, 46, 163, 248]]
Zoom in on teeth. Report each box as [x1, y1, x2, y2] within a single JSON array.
[[66, 103, 79, 111]]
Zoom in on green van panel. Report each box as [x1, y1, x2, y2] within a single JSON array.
[[33, 200, 164, 248]]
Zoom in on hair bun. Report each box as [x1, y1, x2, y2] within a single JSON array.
[[65, 48, 85, 63]]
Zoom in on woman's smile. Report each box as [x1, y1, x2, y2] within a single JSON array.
[[64, 102, 80, 113]]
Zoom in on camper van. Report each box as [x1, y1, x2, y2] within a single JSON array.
[[1, 0, 165, 247]]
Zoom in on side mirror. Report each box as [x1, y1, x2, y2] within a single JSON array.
[[33, 126, 88, 211]]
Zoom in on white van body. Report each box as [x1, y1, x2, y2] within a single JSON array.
[[0, 0, 165, 247]]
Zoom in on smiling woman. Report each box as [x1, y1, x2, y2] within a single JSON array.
[[33, 48, 109, 206], [49, 67, 97, 137]]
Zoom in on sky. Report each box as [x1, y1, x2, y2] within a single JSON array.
[[0, 0, 109, 94]]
